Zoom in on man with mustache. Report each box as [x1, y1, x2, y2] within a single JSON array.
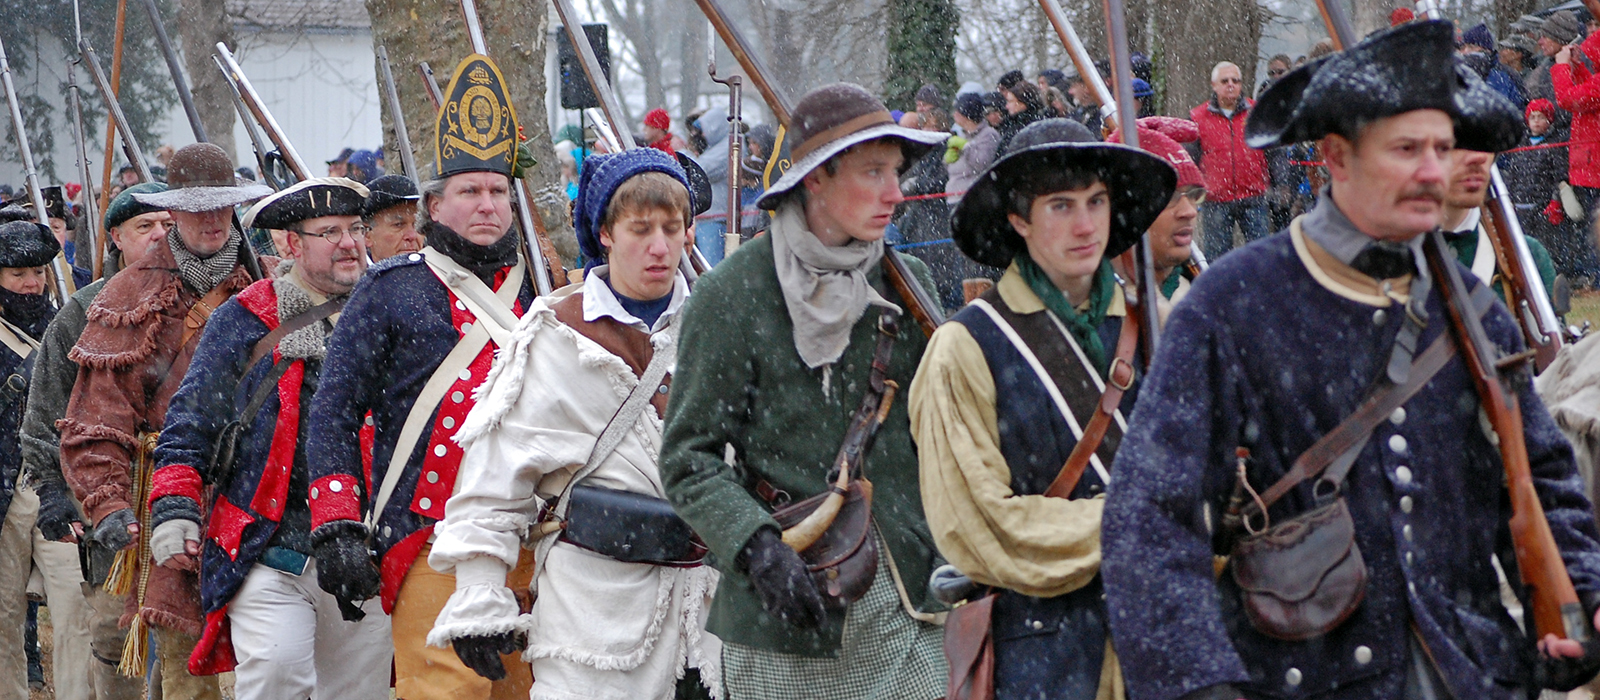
[[1438, 147, 1556, 302], [60, 143, 269, 700], [1109, 116, 1207, 325], [145, 178, 391, 698], [1103, 22, 1600, 700]]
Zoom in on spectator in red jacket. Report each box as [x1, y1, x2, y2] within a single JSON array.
[[1551, 32, 1600, 285], [1190, 61, 1271, 261]]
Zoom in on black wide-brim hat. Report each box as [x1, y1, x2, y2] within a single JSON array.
[[242, 177, 370, 230], [362, 174, 420, 217], [952, 118, 1176, 269], [0, 220, 62, 268], [1246, 19, 1522, 153], [675, 152, 714, 217]]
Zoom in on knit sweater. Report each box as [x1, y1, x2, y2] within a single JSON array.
[[659, 234, 943, 656]]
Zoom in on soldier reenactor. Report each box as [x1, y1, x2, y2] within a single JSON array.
[[660, 82, 950, 698], [1102, 21, 1600, 700], [19, 183, 172, 700], [909, 117, 1173, 700], [303, 54, 537, 700], [59, 142, 267, 700], [1438, 142, 1557, 302], [363, 174, 424, 261], [145, 177, 392, 698], [428, 146, 719, 699]]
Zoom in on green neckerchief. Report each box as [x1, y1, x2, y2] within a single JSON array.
[[1161, 267, 1184, 299], [1016, 250, 1115, 375]]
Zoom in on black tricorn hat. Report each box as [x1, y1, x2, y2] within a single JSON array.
[[675, 152, 714, 217], [0, 220, 62, 268], [1247, 20, 1522, 153], [41, 186, 69, 221], [241, 177, 370, 230], [362, 174, 420, 217], [435, 54, 519, 179], [952, 119, 1176, 269]]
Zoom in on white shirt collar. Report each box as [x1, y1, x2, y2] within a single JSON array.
[[1451, 207, 1481, 234], [581, 264, 689, 333]]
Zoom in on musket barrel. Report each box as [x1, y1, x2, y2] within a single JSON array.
[[139, 0, 207, 143], [215, 43, 310, 180], [460, 0, 489, 54], [1, 36, 74, 300], [213, 54, 282, 190], [690, 0, 794, 125], [1039, 0, 1118, 131], [67, 59, 104, 276], [376, 46, 418, 180], [79, 40, 152, 182]]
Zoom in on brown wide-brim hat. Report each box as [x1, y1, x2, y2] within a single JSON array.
[[133, 142, 271, 212], [755, 83, 949, 210]]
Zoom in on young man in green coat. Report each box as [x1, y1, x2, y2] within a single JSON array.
[[660, 83, 950, 698]]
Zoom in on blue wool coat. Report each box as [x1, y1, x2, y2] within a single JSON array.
[[304, 252, 533, 611], [1102, 229, 1600, 700]]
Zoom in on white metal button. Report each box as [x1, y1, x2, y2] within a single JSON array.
[[434, 444, 447, 457], [1389, 435, 1407, 454], [329, 481, 342, 493], [657, 384, 668, 395], [443, 417, 455, 429], [1390, 407, 1406, 425], [1372, 309, 1387, 326], [1400, 496, 1414, 513], [1031, 620, 1044, 630], [1355, 646, 1372, 665], [382, 526, 392, 538], [452, 391, 465, 403], [1396, 466, 1412, 484], [1405, 551, 1414, 566], [408, 254, 421, 262], [1286, 668, 1302, 686], [455, 301, 466, 311], [1403, 525, 1413, 541], [427, 471, 439, 484], [310, 487, 319, 499], [419, 497, 432, 510], [458, 369, 472, 381], [1408, 581, 1417, 594], [364, 416, 374, 427]]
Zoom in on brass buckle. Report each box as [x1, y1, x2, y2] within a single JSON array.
[[1108, 356, 1136, 391]]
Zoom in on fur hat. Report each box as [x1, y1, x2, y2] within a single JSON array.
[[0, 220, 62, 268], [363, 175, 420, 217], [1246, 20, 1522, 153], [1109, 117, 1202, 190], [573, 148, 698, 268], [241, 177, 370, 230], [104, 182, 170, 231], [754, 83, 948, 209], [132, 143, 271, 212], [952, 118, 1176, 268]]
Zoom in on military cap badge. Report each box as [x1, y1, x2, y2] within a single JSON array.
[[436, 54, 520, 179]]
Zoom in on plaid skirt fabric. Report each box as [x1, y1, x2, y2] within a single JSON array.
[[720, 543, 946, 699]]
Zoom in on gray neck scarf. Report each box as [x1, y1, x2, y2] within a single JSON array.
[[273, 260, 339, 360], [169, 229, 241, 293], [769, 201, 900, 370]]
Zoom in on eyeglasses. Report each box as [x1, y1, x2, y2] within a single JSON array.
[[1170, 187, 1207, 207], [293, 224, 370, 242]]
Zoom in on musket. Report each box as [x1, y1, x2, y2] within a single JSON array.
[[1038, 0, 1119, 133], [66, 59, 104, 277], [709, 37, 744, 258], [686, 0, 944, 335], [215, 44, 310, 181], [79, 40, 152, 183], [1101, 0, 1162, 357], [213, 54, 289, 191], [138, 0, 207, 143], [0, 36, 76, 301], [375, 46, 417, 180], [448, 0, 562, 295]]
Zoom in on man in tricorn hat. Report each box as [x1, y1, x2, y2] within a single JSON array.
[[304, 53, 538, 700], [60, 142, 268, 700], [19, 183, 172, 700], [146, 177, 391, 698], [661, 82, 950, 698], [1102, 21, 1600, 700], [910, 117, 1174, 699], [362, 174, 423, 261]]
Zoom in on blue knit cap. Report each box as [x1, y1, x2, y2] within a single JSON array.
[[574, 147, 695, 269]]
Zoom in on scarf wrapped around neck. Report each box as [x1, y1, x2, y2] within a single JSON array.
[[1016, 250, 1115, 376], [168, 229, 241, 293], [769, 202, 900, 370]]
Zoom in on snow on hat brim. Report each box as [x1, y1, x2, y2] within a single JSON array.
[[953, 118, 1175, 268], [132, 182, 273, 213], [241, 177, 370, 230], [755, 124, 947, 209], [363, 175, 421, 217], [0, 220, 62, 268], [575, 148, 696, 268], [104, 182, 170, 231]]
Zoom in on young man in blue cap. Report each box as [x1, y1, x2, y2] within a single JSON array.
[[428, 146, 718, 699], [1104, 21, 1600, 700]]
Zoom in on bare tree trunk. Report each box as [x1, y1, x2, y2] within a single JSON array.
[[178, 0, 236, 157], [1492, 0, 1535, 37], [678, 0, 705, 115], [1151, 0, 1263, 117], [367, 0, 577, 264]]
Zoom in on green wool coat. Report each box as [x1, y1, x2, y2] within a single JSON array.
[[661, 234, 944, 657], [1446, 227, 1557, 303]]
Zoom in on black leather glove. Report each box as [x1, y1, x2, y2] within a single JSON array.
[[92, 508, 138, 551], [311, 521, 380, 616], [452, 631, 526, 681], [738, 526, 826, 629], [1537, 637, 1600, 691], [34, 481, 83, 543]]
